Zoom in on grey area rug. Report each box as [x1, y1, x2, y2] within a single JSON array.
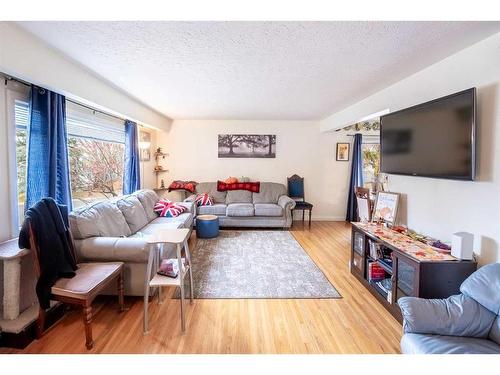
[[175, 230, 341, 299]]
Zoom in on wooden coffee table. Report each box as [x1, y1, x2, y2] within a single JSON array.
[[143, 228, 194, 334]]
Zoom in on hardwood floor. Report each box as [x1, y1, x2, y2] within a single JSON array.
[[1, 221, 402, 354]]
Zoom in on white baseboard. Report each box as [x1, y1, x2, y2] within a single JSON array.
[[292, 215, 345, 221]]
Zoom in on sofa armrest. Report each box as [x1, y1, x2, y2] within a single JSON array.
[[178, 200, 196, 216], [74, 237, 150, 263], [184, 194, 196, 203], [278, 195, 296, 228], [398, 295, 495, 337], [278, 195, 296, 210]]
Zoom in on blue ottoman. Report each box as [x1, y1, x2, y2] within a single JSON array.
[[196, 214, 219, 238]]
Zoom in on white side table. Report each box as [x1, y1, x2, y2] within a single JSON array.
[[143, 228, 194, 334]]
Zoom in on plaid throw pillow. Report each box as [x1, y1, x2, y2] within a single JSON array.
[[167, 180, 197, 193], [154, 199, 187, 217], [195, 193, 214, 206], [217, 180, 260, 193]]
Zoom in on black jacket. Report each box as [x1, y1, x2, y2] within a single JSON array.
[[19, 198, 78, 309]]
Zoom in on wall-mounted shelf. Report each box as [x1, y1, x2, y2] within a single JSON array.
[[155, 152, 169, 160]]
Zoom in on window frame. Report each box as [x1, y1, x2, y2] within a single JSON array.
[[361, 139, 381, 191], [6, 82, 29, 236]]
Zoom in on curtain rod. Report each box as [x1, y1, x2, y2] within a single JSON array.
[[346, 134, 379, 137], [1, 72, 130, 124]]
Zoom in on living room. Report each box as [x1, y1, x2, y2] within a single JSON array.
[[1, 1, 500, 372]]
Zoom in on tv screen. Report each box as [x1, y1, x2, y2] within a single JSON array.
[[380, 88, 476, 180]]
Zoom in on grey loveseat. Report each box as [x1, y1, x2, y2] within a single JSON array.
[[69, 189, 194, 296], [398, 263, 500, 354], [185, 182, 296, 228]]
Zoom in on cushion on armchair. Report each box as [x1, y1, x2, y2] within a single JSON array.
[[460, 263, 500, 315], [398, 294, 495, 338]]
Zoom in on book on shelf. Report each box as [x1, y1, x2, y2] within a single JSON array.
[[375, 278, 392, 293], [368, 262, 386, 282]]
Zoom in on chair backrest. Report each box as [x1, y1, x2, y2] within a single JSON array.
[[28, 223, 42, 278], [28, 220, 79, 280], [355, 187, 372, 221], [460, 263, 500, 315], [287, 174, 305, 200], [459, 263, 500, 344]]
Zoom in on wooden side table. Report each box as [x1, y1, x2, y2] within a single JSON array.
[[143, 228, 194, 334]]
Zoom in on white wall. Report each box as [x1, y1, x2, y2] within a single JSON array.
[[158, 120, 352, 220], [0, 22, 171, 131], [0, 22, 172, 241], [139, 127, 159, 190], [321, 32, 500, 265]]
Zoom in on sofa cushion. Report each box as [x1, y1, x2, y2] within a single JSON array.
[[254, 203, 283, 217], [116, 195, 149, 233], [490, 316, 500, 345], [148, 212, 193, 229], [401, 333, 500, 354], [132, 189, 159, 221], [195, 182, 227, 203], [252, 182, 287, 204], [226, 203, 254, 217], [75, 237, 149, 263], [460, 263, 500, 314], [154, 199, 187, 217], [195, 193, 214, 206], [134, 221, 185, 235], [198, 204, 227, 216], [70, 201, 131, 240], [226, 190, 253, 204]]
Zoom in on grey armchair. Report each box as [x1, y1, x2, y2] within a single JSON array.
[[398, 263, 500, 354]]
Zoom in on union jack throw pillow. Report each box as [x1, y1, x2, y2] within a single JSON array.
[[154, 199, 187, 217], [195, 193, 213, 206]]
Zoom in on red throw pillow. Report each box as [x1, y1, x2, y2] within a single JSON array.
[[153, 199, 187, 217], [195, 193, 214, 206], [217, 180, 260, 193], [168, 180, 197, 193]]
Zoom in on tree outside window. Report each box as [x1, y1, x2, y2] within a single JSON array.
[[68, 137, 124, 208], [362, 143, 380, 192]]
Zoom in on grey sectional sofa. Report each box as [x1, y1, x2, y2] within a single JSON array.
[[185, 182, 296, 228], [399, 263, 500, 354], [69, 189, 194, 296]]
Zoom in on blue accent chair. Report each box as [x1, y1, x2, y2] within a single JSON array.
[[287, 174, 313, 228], [399, 263, 500, 354]]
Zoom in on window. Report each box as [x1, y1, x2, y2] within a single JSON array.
[[15, 99, 29, 226], [66, 102, 125, 208], [362, 142, 380, 191]]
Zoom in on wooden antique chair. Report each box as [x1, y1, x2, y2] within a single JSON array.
[[29, 223, 125, 350], [287, 174, 314, 228]]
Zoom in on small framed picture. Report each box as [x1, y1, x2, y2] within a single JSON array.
[[372, 191, 400, 225], [336, 143, 350, 161], [140, 148, 151, 162]]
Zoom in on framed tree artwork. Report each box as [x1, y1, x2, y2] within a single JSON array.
[[218, 134, 276, 158], [336, 142, 350, 161]]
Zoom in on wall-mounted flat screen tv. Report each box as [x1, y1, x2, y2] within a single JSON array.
[[380, 88, 476, 180]]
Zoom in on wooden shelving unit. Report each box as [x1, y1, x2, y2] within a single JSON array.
[[350, 223, 477, 323], [153, 148, 169, 189]]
